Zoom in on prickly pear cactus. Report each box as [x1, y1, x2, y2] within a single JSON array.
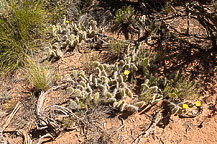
[[46, 14, 104, 61], [64, 41, 158, 113], [64, 40, 200, 117]]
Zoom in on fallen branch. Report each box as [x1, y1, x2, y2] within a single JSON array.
[[0, 101, 21, 144], [18, 129, 32, 144], [0, 101, 21, 133]]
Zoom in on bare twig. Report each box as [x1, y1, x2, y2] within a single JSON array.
[[50, 105, 79, 120], [37, 133, 54, 144], [0, 101, 21, 144], [35, 86, 63, 130], [18, 129, 32, 144], [0, 101, 21, 133]]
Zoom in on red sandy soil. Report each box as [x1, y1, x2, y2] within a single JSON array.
[[1, 49, 215, 144]]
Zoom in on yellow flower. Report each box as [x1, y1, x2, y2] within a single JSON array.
[[124, 70, 130, 75], [66, 20, 69, 24], [183, 104, 189, 109], [195, 101, 201, 107]]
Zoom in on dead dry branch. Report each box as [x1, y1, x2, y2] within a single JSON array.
[[0, 101, 21, 144]]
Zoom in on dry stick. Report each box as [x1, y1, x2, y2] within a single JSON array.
[[0, 102, 21, 133], [35, 87, 79, 143], [18, 129, 32, 144], [50, 105, 80, 120], [36, 86, 62, 123], [0, 102, 21, 143], [34, 88, 59, 143], [37, 133, 54, 144], [132, 111, 161, 144], [36, 89, 53, 116]]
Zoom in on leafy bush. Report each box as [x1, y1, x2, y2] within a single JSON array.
[[112, 5, 137, 39], [0, 0, 48, 75], [163, 72, 199, 101], [114, 5, 135, 25]]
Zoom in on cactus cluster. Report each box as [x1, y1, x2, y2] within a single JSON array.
[[47, 15, 104, 60], [65, 61, 138, 112], [63, 38, 200, 116], [64, 41, 160, 113]]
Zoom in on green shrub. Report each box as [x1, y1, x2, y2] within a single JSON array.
[[114, 5, 136, 26], [0, 0, 48, 75], [112, 5, 138, 39], [163, 72, 199, 101]]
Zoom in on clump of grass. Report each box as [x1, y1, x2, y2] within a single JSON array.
[[0, 0, 48, 75], [108, 39, 128, 57], [26, 59, 57, 91], [79, 50, 100, 71], [0, 17, 24, 74]]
